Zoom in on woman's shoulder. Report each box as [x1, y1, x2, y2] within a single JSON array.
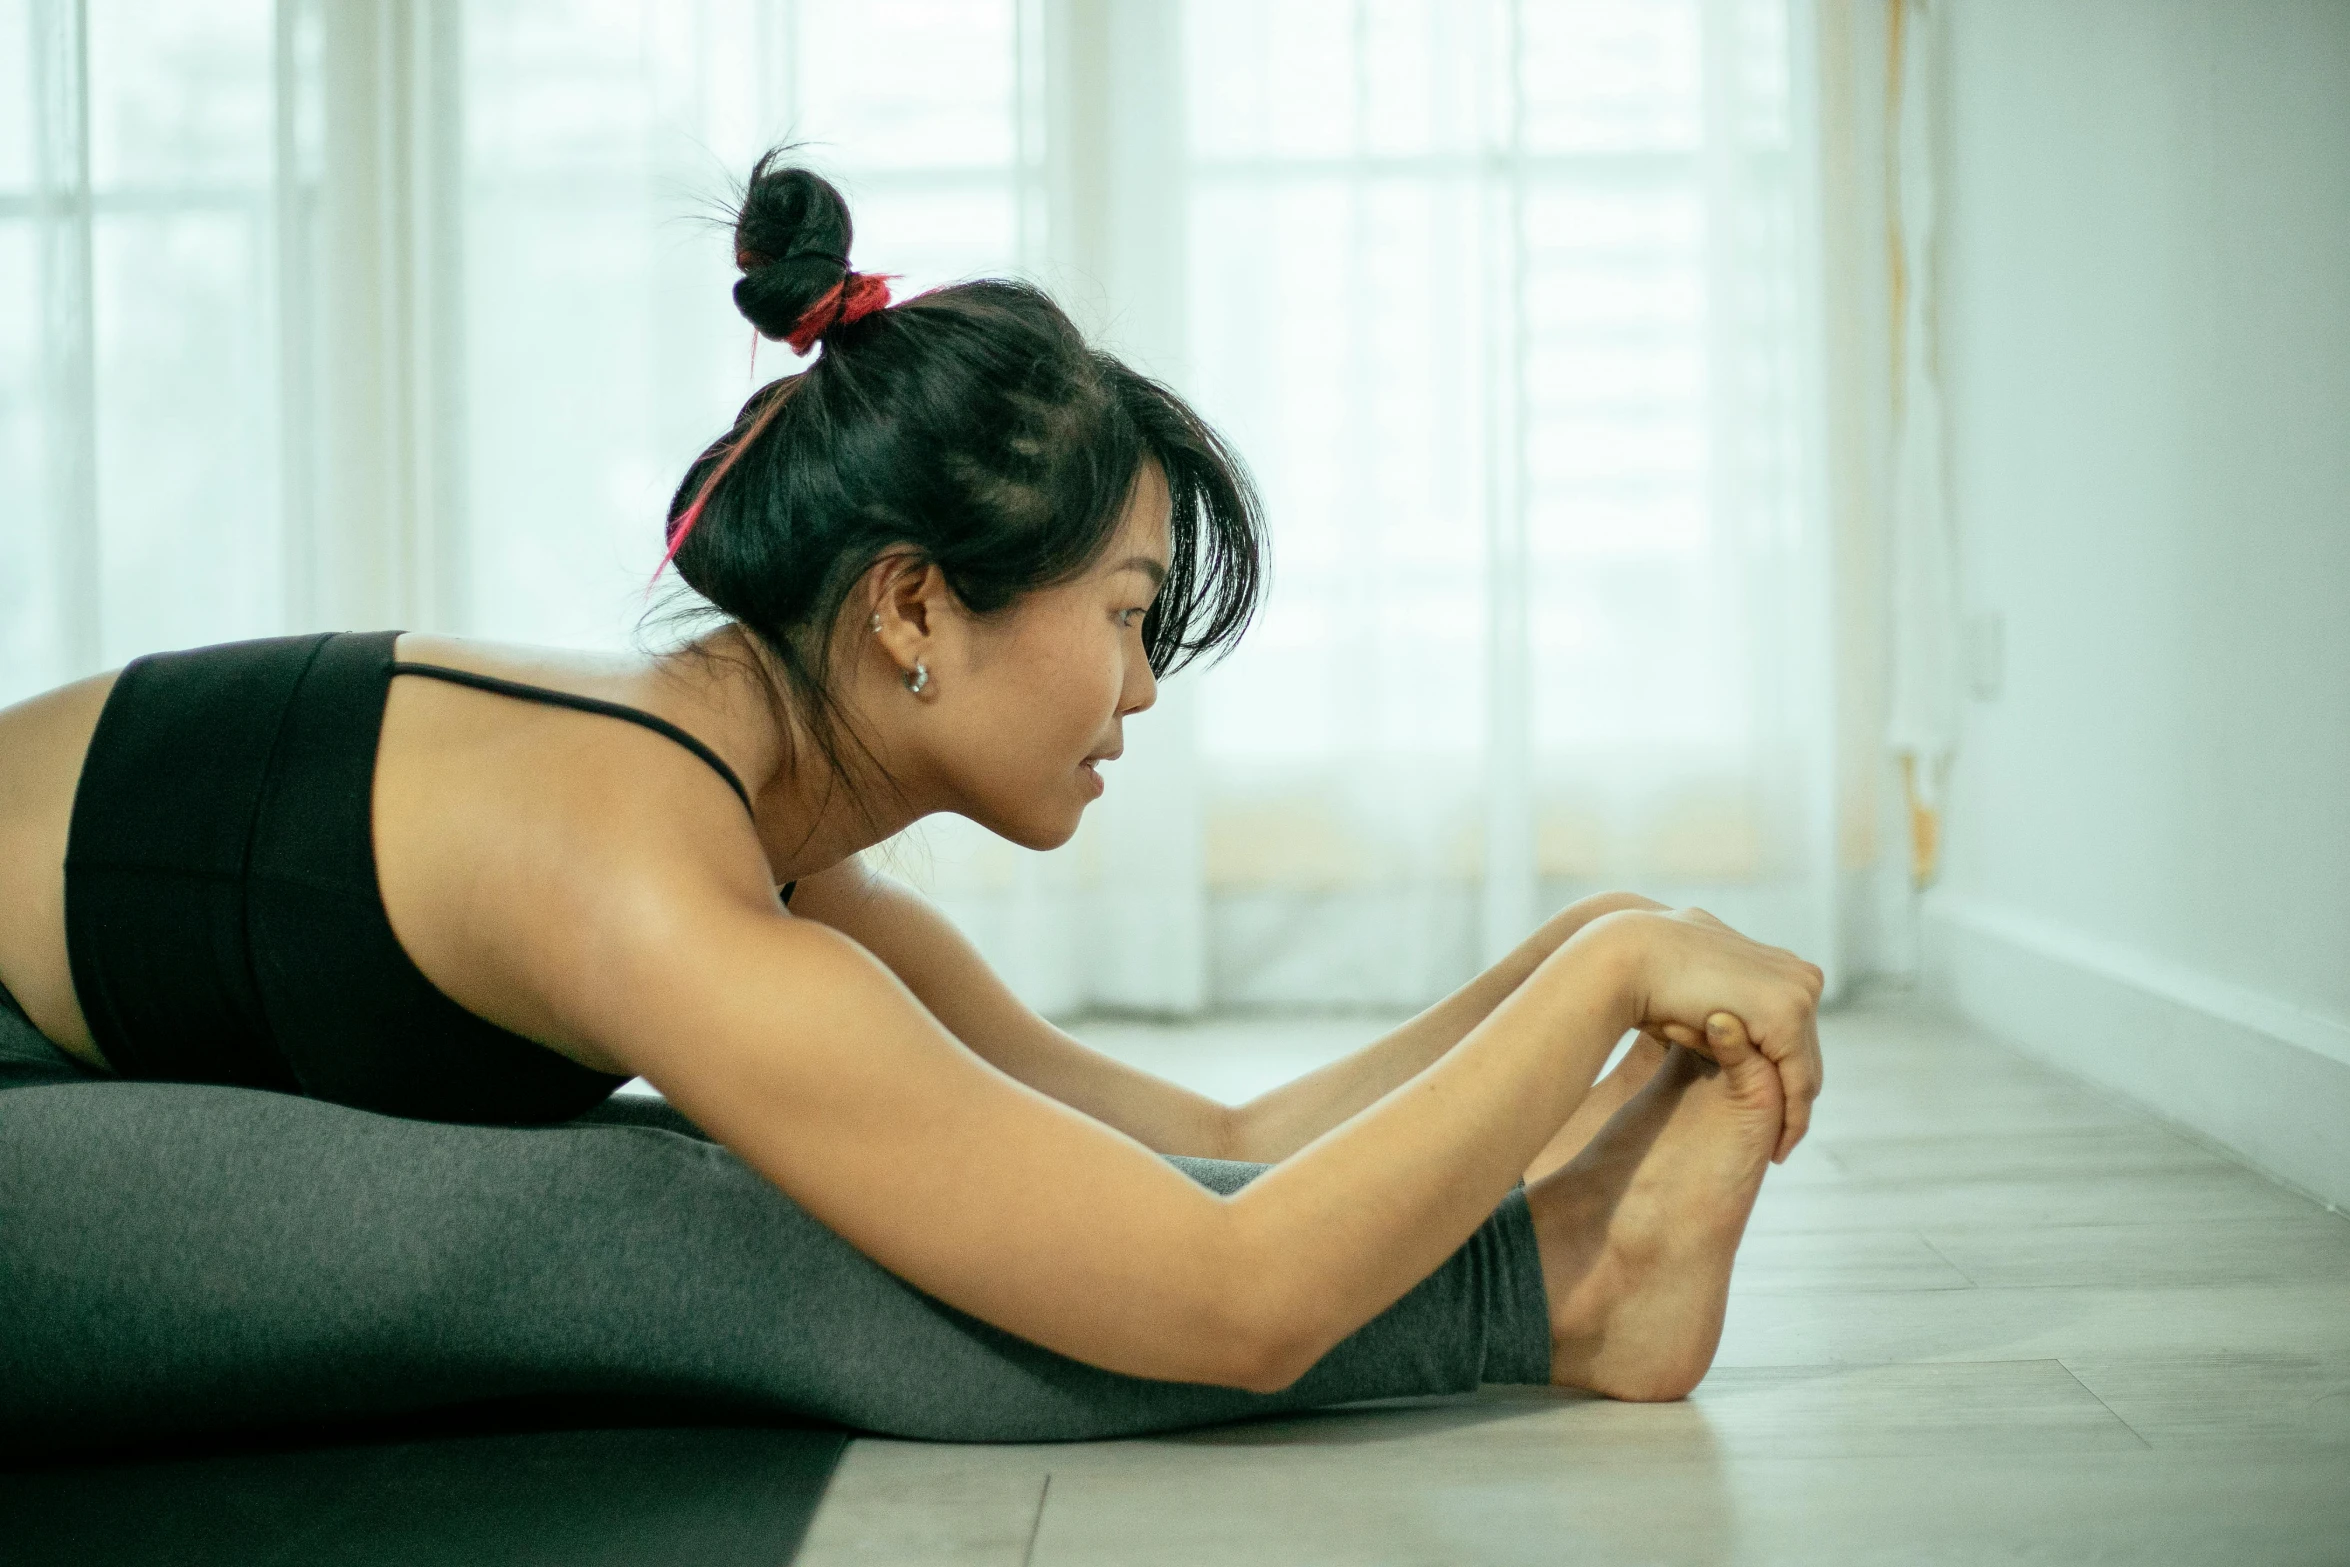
[[387, 630, 658, 689], [371, 630, 789, 1051], [375, 706, 764, 890], [381, 630, 761, 803]]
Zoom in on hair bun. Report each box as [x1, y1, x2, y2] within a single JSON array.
[[729, 150, 856, 341]]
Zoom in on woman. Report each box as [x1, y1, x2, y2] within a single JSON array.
[[0, 155, 1824, 1455]]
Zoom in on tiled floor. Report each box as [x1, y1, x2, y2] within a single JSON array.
[[794, 987, 2350, 1566]]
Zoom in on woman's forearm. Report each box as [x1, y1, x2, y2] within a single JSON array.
[[1225, 890, 1667, 1163], [1222, 918, 1642, 1386]]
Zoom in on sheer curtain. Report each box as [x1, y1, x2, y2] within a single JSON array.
[[3, 0, 1868, 1022], [2, 0, 285, 702], [1180, 0, 1842, 1009], [455, 0, 1038, 652]]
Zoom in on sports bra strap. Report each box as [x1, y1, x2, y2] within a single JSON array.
[[388, 661, 755, 816], [386, 660, 796, 907]]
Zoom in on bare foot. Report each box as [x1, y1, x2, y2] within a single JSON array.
[[1522, 1032, 1672, 1183], [1528, 1017, 1782, 1401]]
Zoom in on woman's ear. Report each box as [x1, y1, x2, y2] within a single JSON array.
[[866, 551, 940, 642]]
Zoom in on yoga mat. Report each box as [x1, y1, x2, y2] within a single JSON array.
[[0, 1398, 849, 1566]]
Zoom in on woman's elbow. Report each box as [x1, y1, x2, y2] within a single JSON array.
[[1180, 1307, 1318, 1395], [1121, 1266, 1279, 1390], [1151, 1212, 1334, 1400], [1188, 1251, 1337, 1395], [1216, 1364, 1301, 1397], [1223, 1337, 1321, 1396]]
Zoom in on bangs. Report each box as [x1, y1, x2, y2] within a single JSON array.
[[1110, 366, 1269, 682]]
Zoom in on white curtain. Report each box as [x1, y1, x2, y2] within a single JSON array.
[[3, 0, 286, 696], [1177, 0, 1844, 1011], [2, 0, 1870, 1021]]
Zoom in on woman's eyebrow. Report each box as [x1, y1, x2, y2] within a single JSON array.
[[1120, 556, 1169, 588]]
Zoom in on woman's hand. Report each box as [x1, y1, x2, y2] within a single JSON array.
[[1585, 906, 1826, 1163]]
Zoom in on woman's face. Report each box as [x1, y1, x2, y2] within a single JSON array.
[[927, 460, 1172, 850]]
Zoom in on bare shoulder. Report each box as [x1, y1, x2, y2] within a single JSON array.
[[525, 852, 862, 1083], [387, 630, 652, 689], [371, 638, 783, 1074]]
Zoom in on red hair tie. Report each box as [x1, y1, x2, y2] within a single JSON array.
[[785, 269, 899, 355]]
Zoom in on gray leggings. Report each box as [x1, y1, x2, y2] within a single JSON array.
[[0, 979, 1551, 1458]]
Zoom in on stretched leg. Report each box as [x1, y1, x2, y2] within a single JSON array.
[[1527, 1016, 1783, 1401], [0, 1070, 1552, 1458]]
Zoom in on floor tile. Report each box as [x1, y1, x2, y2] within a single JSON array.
[[1802, 1079, 2146, 1138], [1656, 1359, 2149, 1457], [2063, 1352, 2350, 1448], [1716, 1281, 2350, 1368], [794, 1442, 1050, 1567], [1819, 1123, 2236, 1182], [1726, 1227, 1975, 1293], [1182, 1362, 2152, 1464], [1746, 1164, 2322, 1233], [1025, 1451, 2350, 1567], [1919, 1214, 2350, 1289]]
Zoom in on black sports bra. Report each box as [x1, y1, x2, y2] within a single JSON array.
[[63, 629, 792, 1125]]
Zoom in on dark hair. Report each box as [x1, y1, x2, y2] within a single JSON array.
[[650, 150, 1268, 854]]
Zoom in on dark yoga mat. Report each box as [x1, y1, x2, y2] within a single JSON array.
[[0, 1398, 850, 1566]]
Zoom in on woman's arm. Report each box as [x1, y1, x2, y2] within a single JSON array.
[[1226, 891, 1669, 1164], [504, 775, 1819, 1393], [544, 867, 1661, 1392], [785, 857, 1239, 1159]]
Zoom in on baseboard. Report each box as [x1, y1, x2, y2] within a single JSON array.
[[1922, 893, 2350, 1214]]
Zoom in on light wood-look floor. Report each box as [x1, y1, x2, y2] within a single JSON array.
[[796, 988, 2350, 1566]]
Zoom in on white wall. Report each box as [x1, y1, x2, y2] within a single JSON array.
[[1924, 0, 2350, 1206]]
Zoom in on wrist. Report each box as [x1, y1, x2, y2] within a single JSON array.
[[1555, 906, 1653, 1039], [1548, 890, 1667, 949]]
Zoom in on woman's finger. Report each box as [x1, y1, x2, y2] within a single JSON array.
[[1769, 1004, 1823, 1163], [1702, 1011, 1757, 1067]]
